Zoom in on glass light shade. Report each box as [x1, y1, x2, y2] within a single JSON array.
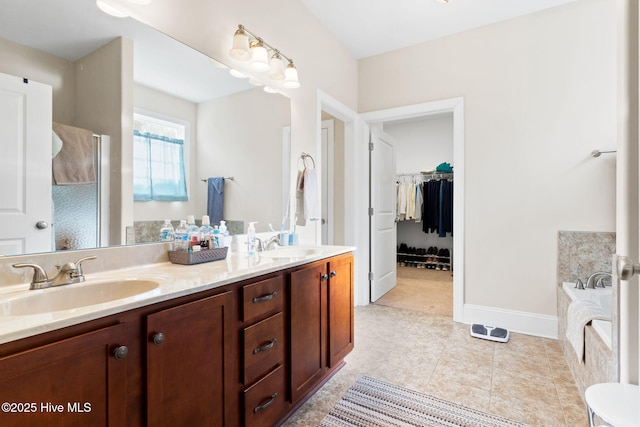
[[264, 86, 278, 94], [267, 53, 285, 81], [249, 78, 264, 87], [127, 0, 152, 4], [283, 62, 300, 89], [96, 0, 128, 17], [250, 41, 270, 72], [229, 27, 250, 60]]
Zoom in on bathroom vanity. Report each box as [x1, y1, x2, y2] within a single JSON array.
[[0, 246, 354, 426]]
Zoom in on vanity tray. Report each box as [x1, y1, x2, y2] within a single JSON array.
[[168, 247, 228, 265]]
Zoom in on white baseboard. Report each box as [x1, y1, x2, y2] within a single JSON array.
[[463, 304, 558, 339]]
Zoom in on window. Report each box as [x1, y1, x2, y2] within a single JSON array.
[[133, 113, 188, 202]]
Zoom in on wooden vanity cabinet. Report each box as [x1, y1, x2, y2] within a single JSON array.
[[0, 323, 129, 427], [145, 291, 234, 427], [289, 253, 354, 404], [0, 252, 354, 427]]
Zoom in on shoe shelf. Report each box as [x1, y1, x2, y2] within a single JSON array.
[[396, 248, 451, 270]]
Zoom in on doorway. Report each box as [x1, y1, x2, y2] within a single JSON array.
[[374, 113, 454, 317], [361, 97, 464, 322]]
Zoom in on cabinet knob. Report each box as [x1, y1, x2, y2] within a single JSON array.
[[330, 270, 337, 278], [321, 273, 329, 281], [112, 345, 129, 360], [151, 333, 166, 346]]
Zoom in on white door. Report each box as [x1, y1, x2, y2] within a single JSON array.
[[370, 127, 397, 301], [0, 73, 52, 255], [321, 120, 334, 244]]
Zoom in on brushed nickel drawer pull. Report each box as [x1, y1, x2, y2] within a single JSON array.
[[253, 392, 278, 413], [252, 291, 277, 303], [253, 338, 277, 354]]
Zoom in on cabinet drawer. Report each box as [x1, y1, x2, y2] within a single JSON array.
[[242, 275, 284, 322], [243, 312, 285, 384], [243, 365, 286, 427]]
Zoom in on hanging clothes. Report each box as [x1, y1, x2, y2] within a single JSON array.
[[421, 177, 453, 236]]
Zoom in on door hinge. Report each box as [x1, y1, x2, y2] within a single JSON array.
[[369, 142, 374, 151], [368, 272, 374, 281], [368, 207, 374, 216]]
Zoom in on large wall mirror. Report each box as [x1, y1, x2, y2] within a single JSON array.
[[0, 0, 291, 256]]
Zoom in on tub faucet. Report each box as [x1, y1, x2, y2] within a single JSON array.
[[586, 272, 612, 289]]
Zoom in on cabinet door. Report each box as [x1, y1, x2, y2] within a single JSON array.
[[0, 324, 128, 427], [146, 291, 233, 427], [328, 255, 355, 367], [290, 262, 327, 403]]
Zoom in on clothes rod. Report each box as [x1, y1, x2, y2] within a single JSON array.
[[201, 177, 235, 182]]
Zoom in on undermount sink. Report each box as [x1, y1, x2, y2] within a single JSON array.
[[2, 279, 160, 316], [260, 248, 321, 259]]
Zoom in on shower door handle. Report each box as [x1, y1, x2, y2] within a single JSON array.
[[35, 221, 49, 230], [617, 256, 640, 281]]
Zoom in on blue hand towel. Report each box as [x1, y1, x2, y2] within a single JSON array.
[[207, 177, 224, 225]]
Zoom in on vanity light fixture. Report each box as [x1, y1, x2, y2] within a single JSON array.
[[229, 24, 300, 89]]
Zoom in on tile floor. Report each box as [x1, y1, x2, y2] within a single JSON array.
[[283, 304, 588, 427]]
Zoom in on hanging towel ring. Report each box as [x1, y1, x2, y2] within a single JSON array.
[[298, 152, 316, 170]]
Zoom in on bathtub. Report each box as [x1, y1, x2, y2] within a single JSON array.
[[562, 282, 612, 349]]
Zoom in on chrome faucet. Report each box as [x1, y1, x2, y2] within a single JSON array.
[[585, 271, 612, 289], [264, 235, 281, 251], [13, 256, 96, 290]]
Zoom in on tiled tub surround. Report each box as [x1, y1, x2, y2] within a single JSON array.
[[557, 285, 616, 397], [556, 231, 615, 284], [557, 230, 617, 399]]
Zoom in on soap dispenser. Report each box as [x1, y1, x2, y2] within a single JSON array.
[[219, 220, 228, 236], [247, 222, 258, 255]]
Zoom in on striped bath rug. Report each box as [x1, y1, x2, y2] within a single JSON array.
[[319, 376, 527, 427]]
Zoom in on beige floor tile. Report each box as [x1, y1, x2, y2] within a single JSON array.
[[285, 293, 585, 427]]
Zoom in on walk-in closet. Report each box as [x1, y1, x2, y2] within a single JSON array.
[[374, 113, 455, 317]]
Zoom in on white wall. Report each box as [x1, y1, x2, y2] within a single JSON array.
[[360, 0, 617, 318]]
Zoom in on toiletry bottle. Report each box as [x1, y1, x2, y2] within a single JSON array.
[[199, 215, 214, 249], [213, 226, 222, 248], [219, 220, 228, 236], [174, 220, 189, 251], [159, 220, 174, 242], [186, 215, 200, 250], [247, 222, 258, 255]]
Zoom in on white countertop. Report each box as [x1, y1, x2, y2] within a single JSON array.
[[0, 245, 354, 345]]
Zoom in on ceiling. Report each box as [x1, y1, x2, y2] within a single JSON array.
[[299, 0, 577, 59]]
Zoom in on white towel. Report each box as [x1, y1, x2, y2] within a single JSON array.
[[565, 299, 610, 363], [303, 168, 320, 222]]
